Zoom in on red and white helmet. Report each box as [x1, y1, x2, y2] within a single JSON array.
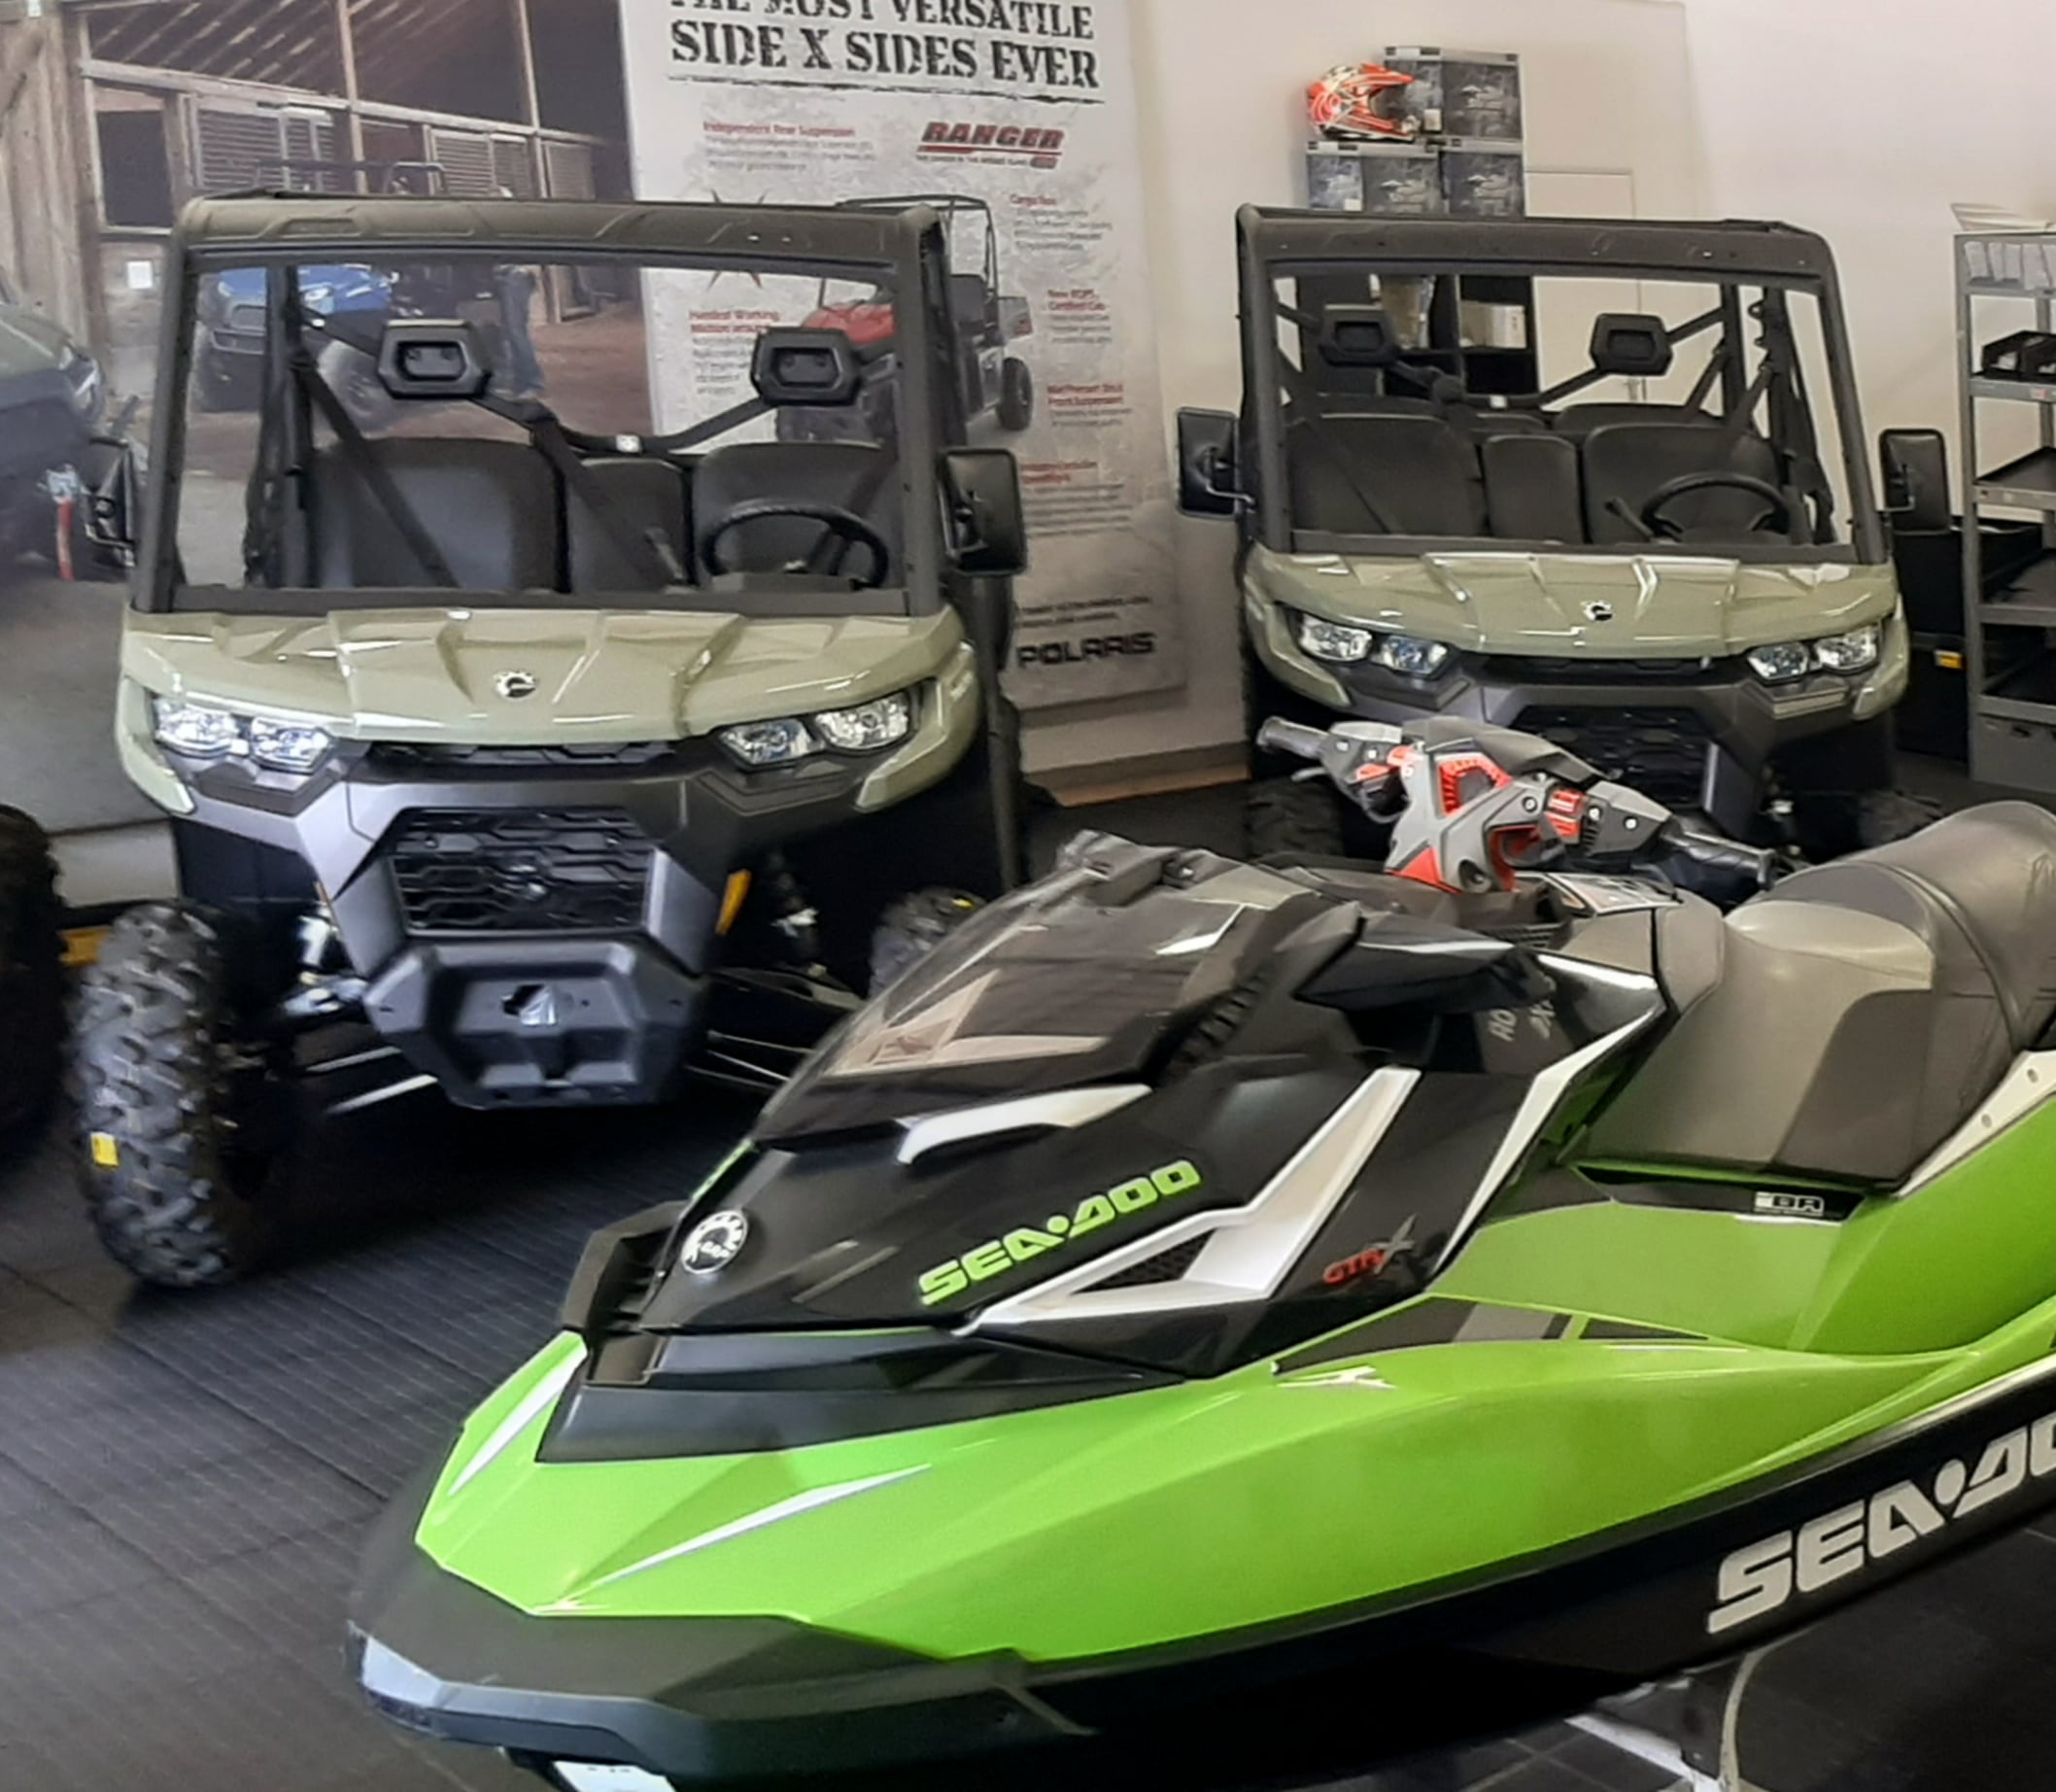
[[1307, 63, 1419, 142]]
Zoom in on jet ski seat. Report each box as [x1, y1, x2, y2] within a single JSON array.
[[1591, 804, 2056, 1186]]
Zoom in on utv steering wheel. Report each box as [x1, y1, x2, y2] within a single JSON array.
[[1638, 471, 1795, 542], [699, 501, 891, 589]]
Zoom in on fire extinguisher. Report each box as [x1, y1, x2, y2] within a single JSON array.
[[46, 465, 81, 581]]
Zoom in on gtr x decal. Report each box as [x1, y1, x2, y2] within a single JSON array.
[[1708, 1406, 2056, 1635], [916, 1160, 1204, 1306]]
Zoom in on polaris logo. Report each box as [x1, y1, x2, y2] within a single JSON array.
[[1708, 1407, 2056, 1636]]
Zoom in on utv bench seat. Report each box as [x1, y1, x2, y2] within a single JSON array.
[[306, 436, 903, 594]]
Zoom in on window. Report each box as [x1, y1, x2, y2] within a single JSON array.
[[95, 94, 176, 229]]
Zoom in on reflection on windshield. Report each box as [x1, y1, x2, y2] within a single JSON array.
[[1268, 269, 1850, 554], [177, 254, 908, 607]]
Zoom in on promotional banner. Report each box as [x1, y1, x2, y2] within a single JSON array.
[[625, 0, 1183, 706]]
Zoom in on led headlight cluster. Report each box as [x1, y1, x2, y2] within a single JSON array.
[[1745, 622, 1881, 685], [153, 698, 334, 774], [717, 690, 914, 769], [1294, 612, 1453, 679]]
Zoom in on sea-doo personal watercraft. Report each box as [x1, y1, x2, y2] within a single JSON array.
[[354, 714, 2056, 1792]]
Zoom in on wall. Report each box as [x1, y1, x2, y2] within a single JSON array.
[[1682, 0, 2056, 480], [1024, 0, 1701, 777]]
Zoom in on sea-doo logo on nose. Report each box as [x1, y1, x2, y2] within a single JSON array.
[[1584, 603, 1616, 624], [680, 1210, 750, 1275], [916, 1159, 1203, 1307], [1707, 1407, 2056, 1636], [496, 670, 538, 700]]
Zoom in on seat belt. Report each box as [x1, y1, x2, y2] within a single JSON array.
[[1278, 363, 1399, 535], [291, 350, 460, 589], [522, 409, 685, 588]]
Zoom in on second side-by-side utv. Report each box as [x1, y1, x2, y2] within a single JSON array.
[[75, 193, 1030, 1287], [1181, 210, 1936, 861]]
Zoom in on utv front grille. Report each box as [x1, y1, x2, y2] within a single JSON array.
[[1489, 655, 1739, 683], [1513, 706, 1713, 811], [369, 741, 679, 771], [386, 808, 652, 935]]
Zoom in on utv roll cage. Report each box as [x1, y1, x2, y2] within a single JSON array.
[[837, 193, 1001, 292], [1233, 207, 1887, 566], [139, 195, 969, 615]]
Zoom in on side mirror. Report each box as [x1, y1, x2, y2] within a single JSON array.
[[83, 437, 141, 564], [1178, 408, 1242, 517], [1880, 428, 1951, 535], [939, 447, 1027, 578]]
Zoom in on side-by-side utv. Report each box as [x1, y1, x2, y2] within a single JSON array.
[[75, 195, 1029, 1288], [1181, 211, 1934, 861]]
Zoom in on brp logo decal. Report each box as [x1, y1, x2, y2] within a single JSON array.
[[496, 670, 539, 701], [680, 1211, 750, 1275]]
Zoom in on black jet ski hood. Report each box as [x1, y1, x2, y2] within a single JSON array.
[[757, 835, 1525, 1144], [552, 838, 1575, 1368]]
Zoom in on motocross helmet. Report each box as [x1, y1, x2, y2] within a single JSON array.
[[1307, 63, 1420, 142]]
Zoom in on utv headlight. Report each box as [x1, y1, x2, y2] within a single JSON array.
[[1373, 633, 1454, 678], [811, 691, 913, 753], [152, 698, 333, 772], [1811, 622, 1882, 674], [719, 717, 817, 768], [247, 715, 335, 773], [152, 699, 240, 758], [1746, 641, 1812, 683], [1296, 613, 1452, 678], [1748, 623, 1882, 684], [1296, 615, 1376, 664]]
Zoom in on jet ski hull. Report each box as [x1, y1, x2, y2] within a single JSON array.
[[354, 1327, 2056, 1790]]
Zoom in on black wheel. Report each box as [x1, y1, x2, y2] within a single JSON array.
[[0, 808, 61, 1138], [998, 357, 1034, 432], [869, 889, 981, 994], [72, 903, 277, 1287], [1246, 776, 1349, 859], [316, 338, 397, 434], [1790, 788, 1942, 862]]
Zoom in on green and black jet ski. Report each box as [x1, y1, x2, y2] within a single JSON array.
[[353, 714, 2056, 1792]]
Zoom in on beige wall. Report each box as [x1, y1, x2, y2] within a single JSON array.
[[1683, 0, 2056, 484]]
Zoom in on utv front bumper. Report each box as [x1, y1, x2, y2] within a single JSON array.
[[138, 737, 923, 1109]]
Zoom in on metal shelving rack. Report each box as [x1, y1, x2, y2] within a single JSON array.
[[1959, 231, 2056, 790]]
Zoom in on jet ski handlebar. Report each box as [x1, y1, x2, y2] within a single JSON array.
[[1256, 715, 1776, 897]]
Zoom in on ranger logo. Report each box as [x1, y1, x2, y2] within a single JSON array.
[[1708, 1407, 2056, 1635]]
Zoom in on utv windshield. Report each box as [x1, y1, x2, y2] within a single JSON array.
[[1259, 262, 1865, 562], [168, 249, 914, 613]]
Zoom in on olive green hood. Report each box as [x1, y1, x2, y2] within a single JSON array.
[[120, 605, 966, 743], [1251, 548, 1900, 660]]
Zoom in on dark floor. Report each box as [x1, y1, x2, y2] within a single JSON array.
[[1, 775, 2054, 1792]]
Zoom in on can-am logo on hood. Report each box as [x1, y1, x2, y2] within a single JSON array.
[[679, 1210, 750, 1276], [917, 1159, 1202, 1306], [1708, 1406, 2056, 1636]]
